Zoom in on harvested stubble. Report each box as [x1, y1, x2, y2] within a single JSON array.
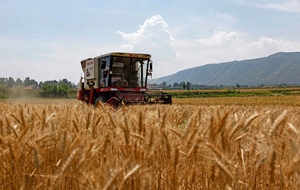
[[0, 102, 300, 189]]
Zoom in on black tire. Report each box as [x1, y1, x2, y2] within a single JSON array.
[[94, 96, 106, 108], [109, 99, 119, 109]]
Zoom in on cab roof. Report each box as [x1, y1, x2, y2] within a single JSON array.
[[81, 52, 151, 63]]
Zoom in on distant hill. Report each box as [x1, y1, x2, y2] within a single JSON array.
[[150, 52, 300, 86]]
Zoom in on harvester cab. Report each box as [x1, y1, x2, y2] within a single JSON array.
[[77, 52, 172, 107]]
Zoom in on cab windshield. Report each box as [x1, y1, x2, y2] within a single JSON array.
[[110, 57, 148, 88]]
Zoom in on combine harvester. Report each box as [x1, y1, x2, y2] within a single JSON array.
[[77, 52, 172, 107]]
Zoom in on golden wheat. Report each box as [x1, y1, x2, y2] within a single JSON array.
[[1, 101, 300, 189]]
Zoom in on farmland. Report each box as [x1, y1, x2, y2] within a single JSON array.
[[164, 87, 300, 98], [1, 96, 300, 189]]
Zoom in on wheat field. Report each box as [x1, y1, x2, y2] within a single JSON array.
[[174, 96, 300, 106], [1, 101, 300, 189]]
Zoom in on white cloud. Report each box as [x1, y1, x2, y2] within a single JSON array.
[[240, 37, 293, 59], [196, 31, 242, 47], [248, 37, 290, 50], [231, 0, 300, 13], [117, 15, 174, 44], [117, 15, 177, 78], [257, 1, 300, 13], [119, 44, 133, 52]]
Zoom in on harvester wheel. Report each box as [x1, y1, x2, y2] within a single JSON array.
[[94, 96, 106, 108], [109, 99, 119, 109]]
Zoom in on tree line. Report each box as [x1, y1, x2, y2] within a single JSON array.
[[152, 81, 214, 90], [0, 77, 77, 99], [152, 81, 251, 90], [0, 77, 77, 89]]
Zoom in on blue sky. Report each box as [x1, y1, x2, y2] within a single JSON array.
[[1, 0, 300, 83]]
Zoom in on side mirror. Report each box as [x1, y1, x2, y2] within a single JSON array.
[[101, 61, 106, 69], [149, 62, 153, 72]]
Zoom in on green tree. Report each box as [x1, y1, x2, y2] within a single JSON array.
[[38, 81, 43, 89], [0, 84, 7, 93], [187, 82, 190, 90], [0, 78, 8, 85], [59, 78, 75, 89], [8, 77, 15, 88], [182, 82, 186, 90], [29, 79, 38, 86], [46, 80, 58, 85], [58, 83, 70, 97], [0, 84, 8, 98], [16, 78, 22, 86], [24, 77, 30, 87], [42, 82, 51, 97], [173, 82, 180, 88], [52, 84, 58, 97]]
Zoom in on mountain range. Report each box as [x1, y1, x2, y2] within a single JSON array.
[[150, 52, 300, 86]]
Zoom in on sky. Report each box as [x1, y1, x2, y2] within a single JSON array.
[[1, 0, 300, 83]]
